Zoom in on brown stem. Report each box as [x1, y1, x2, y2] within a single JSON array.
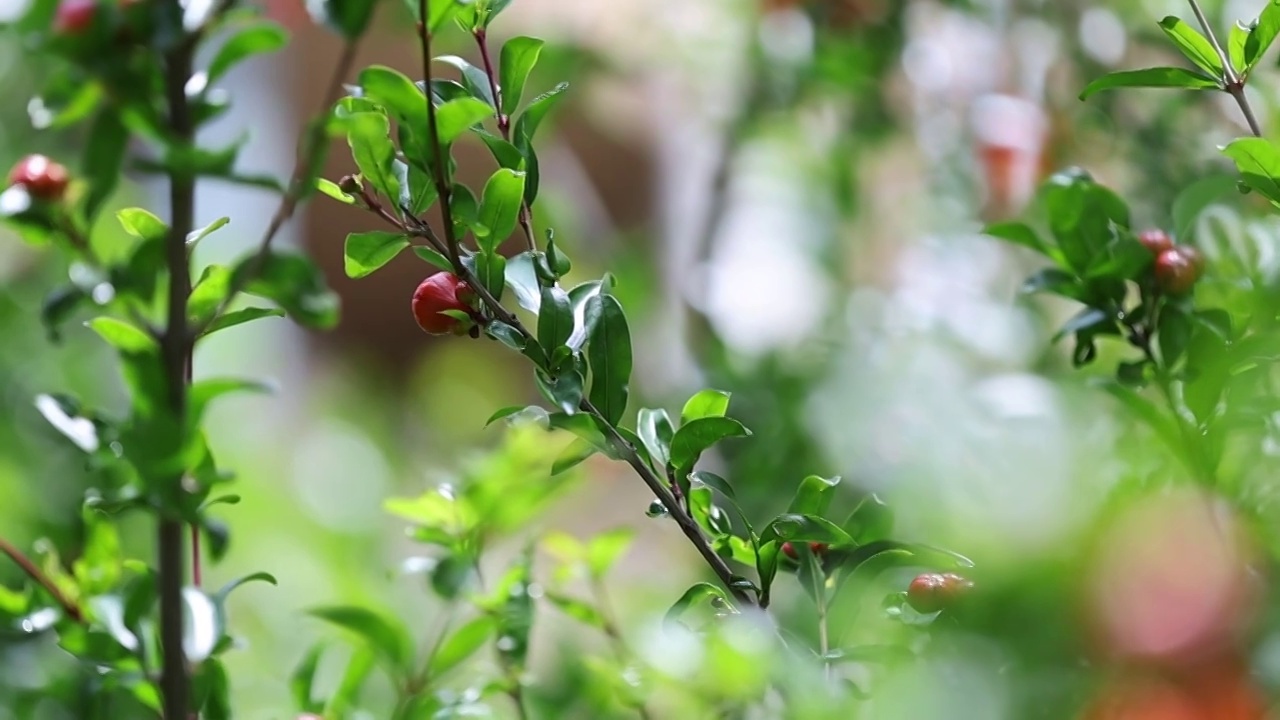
[[0, 536, 83, 623], [201, 39, 362, 333], [1185, 0, 1264, 137], [473, 28, 537, 252], [160, 24, 197, 719], [417, 7, 462, 270]]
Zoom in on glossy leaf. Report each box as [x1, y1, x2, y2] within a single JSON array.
[[1079, 67, 1218, 100], [476, 168, 525, 251], [1222, 137, 1280, 205], [552, 437, 596, 475], [1245, 2, 1280, 70], [346, 112, 400, 202], [537, 285, 573, 351], [86, 317, 156, 354], [664, 582, 731, 628], [118, 207, 169, 243], [344, 231, 409, 278], [504, 251, 541, 312], [680, 389, 731, 426], [429, 615, 496, 677], [512, 81, 569, 153], [475, 250, 506, 302], [436, 97, 494, 145], [584, 293, 631, 425], [498, 36, 544, 116], [637, 408, 674, 469], [189, 264, 232, 325], [1158, 16, 1225, 77], [787, 475, 841, 517], [309, 605, 413, 675], [232, 251, 340, 330], [436, 55, 496, 107], [668, 416, 751, 472], [200, 307, 285, 337], [359, 65, 427, 132], [845, 493, 894, 544], [208, 23, 289, 82], [760, 514, 854, 546]]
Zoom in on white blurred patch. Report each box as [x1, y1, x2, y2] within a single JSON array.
[[1079, 7, 1127, 66], [290, 420, 391, 532]]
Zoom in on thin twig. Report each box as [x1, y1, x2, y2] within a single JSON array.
[[418, 3, 463, 270], [474, 28, 537, 252], [1186, 0, 1264, 136], [200, 39, 362, 333], [0, 537, 83, 623], [411, 0, 754, 609]]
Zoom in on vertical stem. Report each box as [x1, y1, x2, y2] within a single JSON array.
[[1185, 0, 1264, 137], [473, 28, 536, 252], [160, 27, 197, 719], [417, 3, 462, 269]]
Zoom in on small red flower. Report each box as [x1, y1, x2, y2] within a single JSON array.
[[1154, 248, 1200, 296], [411, 272, 475, 335], [8, 155, 70, 201], [52, 0, 99, 34], [1136, 229, 1174, 256]]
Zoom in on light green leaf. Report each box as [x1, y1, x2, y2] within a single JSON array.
[[475, 169, 525, 251], [499, 36, 544, 116], [1079, 67, 1218, 100], [208, 23, 289, 83], [344, 231, 409, 278], [1158, 16, 1225, 77]]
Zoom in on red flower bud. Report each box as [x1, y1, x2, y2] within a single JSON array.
[[8, 155, 70, 201], [411, 272, 474, 335]]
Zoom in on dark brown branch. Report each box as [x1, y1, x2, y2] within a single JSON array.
[[160, 27, 197, 718], [417, 6, 463, 270], [473, 28, 536, 252], [0, 536, 83, 623]]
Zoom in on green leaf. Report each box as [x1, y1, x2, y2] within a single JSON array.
[[586, 527, 634, 579], [232, 251, 340, 329], [504, 251, 541, 312], [83, 111, 128, 220], [208, 23, 288, 82], [513, 82, 569, 153], [309, 605, 413, 676], [412, 245, 453, 272], [1172, 174, 1238, 240], [1222, 137, 1280, 206], [475, 250, 506, 302], [1020, 268, 1087, 301], [1158, 17, 1225, 77], [546, 593, 605, 629], [450, 183, 479, 238], [760, 514, 854, 546], [436, 55, 495, 108], [476, 169, 525, 251], [1159, 306, 1192, 369], [584, 294, 632, 426], [1246, 2, 1280, 70], [690, 470, 736, 500], [552, 437, 596, 475], [429, 615, 496, 677], [346, 112, 400, 202], [538, 366, 585, 414], [476, 129, 525, 170], [189, 377, 273, 427], [1079, 67, 1219, 100], [212, 571, 277, 606], [436, 97, 494, 146], [499, 37, 544, 116], [680, 389, 731, 426], [1230, 21, 1249, 73], [668, 416, 751, 472], [118, 207, 169, 243], [189, 265, 233, 325], [187, 217, 230, 248], [323, 646, 375, 717], [845, 493, 894, 544], [359, 65, 428, 134], [1040, 169, 1129, 273], [40, 286, 87, 343], [664, 582, 731, 628], [637, 408, 674, 469], [344, 231, 409, 278], [537, 286, 573, 351], [316, 177, 356, 204], [395, 160, 437, 215], [984, 221, 1062, 264], [291, 643, 326, 713], [86, 317, 156, 354], [199, 307, 285, 337], [787, 475, 841, 517], [307, 0, 378, 38]]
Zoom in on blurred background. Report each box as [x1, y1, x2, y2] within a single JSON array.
[[5, 0, 1280, 717]]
